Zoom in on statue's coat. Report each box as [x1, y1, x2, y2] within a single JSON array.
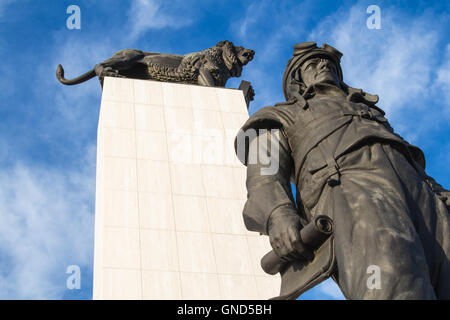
[[235, 83, 450, 299]]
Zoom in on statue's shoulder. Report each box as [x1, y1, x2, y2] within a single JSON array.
[[242, 100, 299, 132], [234, 101, 298, 165], [241, 105, 282, 131]]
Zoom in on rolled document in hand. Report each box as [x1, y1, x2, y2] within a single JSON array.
[[261, 215, 333, 275]]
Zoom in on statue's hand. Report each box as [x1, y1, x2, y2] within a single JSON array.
[[267, 207, 313, 262]]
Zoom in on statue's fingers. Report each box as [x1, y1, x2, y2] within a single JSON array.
[[280, 231, 303, 261], [287, 226, 302, 248], [292, 239, 314, 261], [278, 235, 305, 262], [272, 235, 293, 258], [281, 233, 298, 257], [289, 228, 314, 261], [287, 251, 303, 261], [271, 228, 300, 259], [270, 236, 284, 257], [280, 253, 301, 263]]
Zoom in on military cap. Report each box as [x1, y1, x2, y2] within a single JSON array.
[[283, 42, 343, 100]]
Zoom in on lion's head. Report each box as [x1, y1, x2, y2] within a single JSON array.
[[216, 40, 255, 77], [235, 46, 255, 66]]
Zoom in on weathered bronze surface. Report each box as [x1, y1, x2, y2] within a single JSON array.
[[235, 42, 450, 300], [56, 40, 254, 88]]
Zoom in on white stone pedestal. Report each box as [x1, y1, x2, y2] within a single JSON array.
[[93, 77, 280, 299]]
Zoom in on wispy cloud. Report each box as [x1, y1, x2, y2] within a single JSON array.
[[0, 9, 117, 299], [0, 0, 191, 298], [229, 0, 316, 113], [0, 145, 95, 299], [234, 1, 449, 141], [235, 0, 270, 40], [435, 44, 450, 108], [43, 33, 114, 131], [127, 0, 193, 41], [308, 3, 449, 142]]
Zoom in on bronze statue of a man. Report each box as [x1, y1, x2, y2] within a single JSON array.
[[235, 42, 450, 299]]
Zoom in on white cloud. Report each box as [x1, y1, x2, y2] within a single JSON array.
[[310, 5, 438, 118], [32, 32, 118, 141], [230, 0, 316, 113], [127, 0, 193, 41], [0, 10, 129, 299], [0, 145, 95, 299], [235, 0, 270, 40], [435, 44, 450, 107], [303, 3, 450, 146]]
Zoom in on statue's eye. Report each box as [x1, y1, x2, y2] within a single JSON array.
[[304, 63, 315, 70]]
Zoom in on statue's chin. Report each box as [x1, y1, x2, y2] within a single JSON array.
[[313, 73, 339, 86], [317, 80, 340, 87]]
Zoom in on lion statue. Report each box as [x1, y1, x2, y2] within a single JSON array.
[[56, 40, 255, 88]]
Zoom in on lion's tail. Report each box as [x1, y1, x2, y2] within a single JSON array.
[[56, 64, 96, 85]]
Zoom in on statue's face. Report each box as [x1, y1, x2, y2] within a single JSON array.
[[236, 47, 255, 66], [300, 57, 341, 88]]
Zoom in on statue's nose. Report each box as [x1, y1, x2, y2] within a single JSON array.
[[318, 59, 332, 70]]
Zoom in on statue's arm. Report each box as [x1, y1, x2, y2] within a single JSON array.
[[243, 129, 295, 234], [243, 128, 309, 260]]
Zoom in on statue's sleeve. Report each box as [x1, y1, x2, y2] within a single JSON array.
[[242, 128, 297, 235]]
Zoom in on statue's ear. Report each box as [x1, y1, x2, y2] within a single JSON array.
[[291, 69, 307, 94], [217, 40, 231, 47], [285, 78, 307, 105]]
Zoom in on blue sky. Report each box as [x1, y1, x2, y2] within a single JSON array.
[[0, 0, 449, 300]]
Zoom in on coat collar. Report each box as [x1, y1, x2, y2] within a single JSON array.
[[276, 82, 381, 113], [303, 83, 347, 100]]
